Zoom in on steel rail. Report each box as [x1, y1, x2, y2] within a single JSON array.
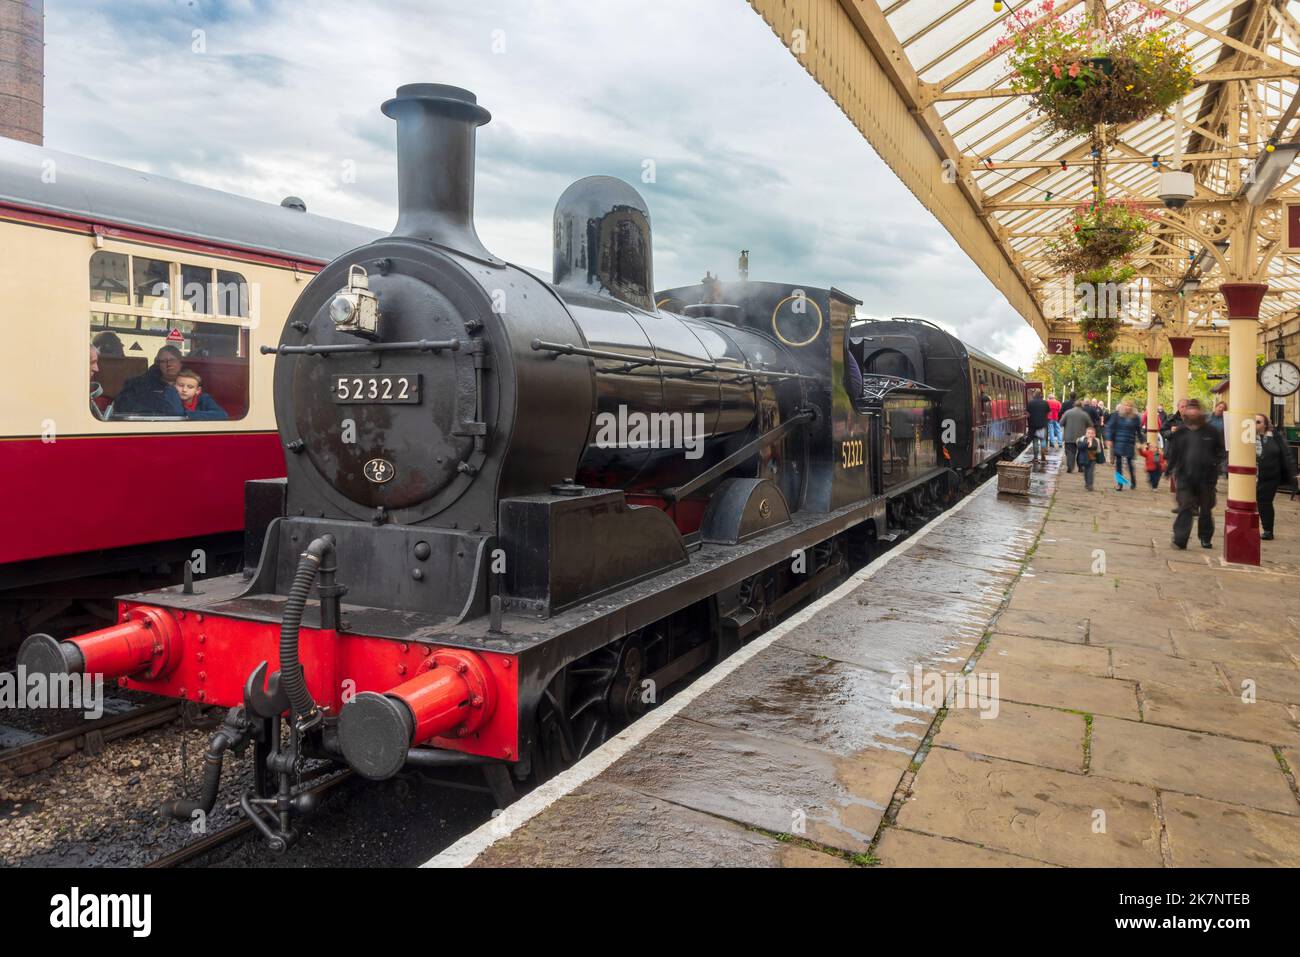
[[0, 700, 183, 776]]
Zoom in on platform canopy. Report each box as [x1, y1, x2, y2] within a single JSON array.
[[747, 0, 1300, 355]]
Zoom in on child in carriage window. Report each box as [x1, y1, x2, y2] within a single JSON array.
[[174, 369, 228, 421]]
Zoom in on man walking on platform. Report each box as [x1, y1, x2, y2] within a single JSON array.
[[1026, 389, 1050, 464], [1060, 401, 1092, 475], [1254, 413, 1297, 541], [1084, 399, 1102, 428], [1166, 399, 1224, 550]]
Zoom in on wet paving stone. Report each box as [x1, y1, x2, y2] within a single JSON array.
[[988, 658, 1140, 719], [1218, 662, 1300, 703], [981, 633, 1111, 676], [874, 826, 1056, 867], [474, 780, 849, 868], [1089, 716, 1297, 814], [1162, 794, 1300, 867], [1109, 648, 1229, 695], [601, 718, 904, 854], [680, 647, 932, 757], [1138, 681, 1300, 745], [1170, 629, 1300, 666], [994, 607, 1088, 643], [897, 748, 1163, 867], [934, 702, 1086, 773], [1087, 619, 1179, 655]]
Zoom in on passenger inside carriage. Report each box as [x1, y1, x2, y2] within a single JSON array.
[[110, 345, 185, 417], [92, 330, 125, 357], [173, 368, 228, 420], [88, 345, 108, 421]]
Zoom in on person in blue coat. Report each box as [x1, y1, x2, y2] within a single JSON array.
[[1104, 398, 1141, 490], [111, 345, 185, 417]]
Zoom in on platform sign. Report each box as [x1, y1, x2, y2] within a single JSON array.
[[1047, 337, 1072, 355], [1287, 203, 1300, 252]]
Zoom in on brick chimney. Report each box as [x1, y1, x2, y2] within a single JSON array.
[[0, 0, 42, 145]]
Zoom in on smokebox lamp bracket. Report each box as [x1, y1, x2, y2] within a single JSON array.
[[328, 264, 382, 338]]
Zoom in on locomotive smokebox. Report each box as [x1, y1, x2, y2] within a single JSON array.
[[381, 83, 495, 261]]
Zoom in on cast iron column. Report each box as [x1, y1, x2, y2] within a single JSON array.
[[1219, 283, 1266, 566], [1168, 336, 1193, 410]]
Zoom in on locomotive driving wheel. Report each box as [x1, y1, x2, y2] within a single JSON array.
[[532, 635, 643, 781]]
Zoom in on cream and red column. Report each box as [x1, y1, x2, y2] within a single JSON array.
[[1144, 356, 1161, 450], [1219, 283, 1266, 566], [1168, 336, 1193, 410]]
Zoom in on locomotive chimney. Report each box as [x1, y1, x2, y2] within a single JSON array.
[[381, 83, 495, 261], [0, 0, 43, 145]]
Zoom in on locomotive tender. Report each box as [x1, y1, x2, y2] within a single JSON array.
[[18, 84, 1026, 848]]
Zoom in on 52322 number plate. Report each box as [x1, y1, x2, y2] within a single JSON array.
[[332, 374, 421, 404]]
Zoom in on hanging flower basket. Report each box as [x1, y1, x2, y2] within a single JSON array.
[[1074, 263, 1136, 357], [993, 1, 1195, 139], [1047, 198, 1155, 274], [1078, 315, 1121, 357]]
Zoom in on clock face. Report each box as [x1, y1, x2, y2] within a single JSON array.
[[1260, 360, 1300, 397]]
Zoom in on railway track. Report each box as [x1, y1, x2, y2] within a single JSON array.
[[144, 770, 354, 867], [0, 699, 185, 777]]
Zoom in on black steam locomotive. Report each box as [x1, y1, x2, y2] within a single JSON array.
[[20, 84, 1026, 848]]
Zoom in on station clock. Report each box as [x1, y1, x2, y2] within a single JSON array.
[[1258, 358, 1300, 397]]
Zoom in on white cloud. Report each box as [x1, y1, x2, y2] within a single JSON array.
[[43, 0, 1041, 368]]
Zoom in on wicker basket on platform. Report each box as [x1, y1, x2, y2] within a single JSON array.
[[997, 461, 1032, 496]]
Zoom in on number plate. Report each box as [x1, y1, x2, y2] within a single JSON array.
[[332, 374, 421, 404]]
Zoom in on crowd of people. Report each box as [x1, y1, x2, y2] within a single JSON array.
[[1025, 389, 1296, 550]]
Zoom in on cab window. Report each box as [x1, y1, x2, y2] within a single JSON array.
[[88, 252, 252, 422]]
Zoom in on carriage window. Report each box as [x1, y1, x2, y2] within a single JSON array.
[[216, 270, 250, 317], [88, 252, 251, 423], [133, 257, 171, 310], [180, 264, 211, 314], [90, 251, 130, 304]]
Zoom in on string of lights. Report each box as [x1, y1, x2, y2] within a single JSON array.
[[966, 133, 1285, 205]]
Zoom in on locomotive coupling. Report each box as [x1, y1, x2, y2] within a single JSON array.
[[18, 606, 180, 683], [337, 648, 497, 780]]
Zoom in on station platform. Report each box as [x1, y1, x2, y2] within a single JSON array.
[[430, 449, 1300, 868]]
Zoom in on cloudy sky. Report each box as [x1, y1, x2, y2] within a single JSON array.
[[43, 0, 1043, 369]]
